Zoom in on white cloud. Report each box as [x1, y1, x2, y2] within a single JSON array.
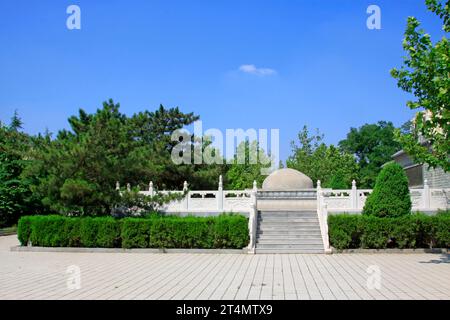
[[238, 64, 277, 76]]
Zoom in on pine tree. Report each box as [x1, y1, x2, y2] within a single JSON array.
[[9, 110, 23, 131]]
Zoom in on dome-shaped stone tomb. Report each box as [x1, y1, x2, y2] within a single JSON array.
[[262, 168, 314, 191]]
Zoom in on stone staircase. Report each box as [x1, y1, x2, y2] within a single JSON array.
[[255, 210, 324, 254]]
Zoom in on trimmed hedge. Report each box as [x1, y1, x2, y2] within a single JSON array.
[[17, 214, 249, 249], [328, 213, 450, 250]]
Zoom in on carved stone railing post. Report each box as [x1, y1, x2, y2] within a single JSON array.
[[149, 181, 154, 197], [248, 180, 258, 253], [316, 180, 322, 211], [218, 175, 223, 211], [316, 180, 331, 253], [423, 179, 430, 210], [322, 203, 331, 254], [183, 181, 189, 211], [351, 180, 358, 210]]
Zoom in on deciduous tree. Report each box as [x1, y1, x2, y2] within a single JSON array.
[[391, 0, 449, 171], [339, 121, 402, 188], [287, 126, 358, 188]]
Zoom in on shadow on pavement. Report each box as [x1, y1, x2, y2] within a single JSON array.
[[419, 254, 450, 264]]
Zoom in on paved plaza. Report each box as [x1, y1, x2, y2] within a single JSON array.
[[0, 235, 449, 300]]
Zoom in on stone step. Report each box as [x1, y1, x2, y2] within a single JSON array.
[[259, 211, 317, 214], [255, 248, 324, 254], [258, 217, 319, 222], [256, 229, 322, 237], [256, 243, 324, 249], [258, 216, 318, 220], [257, 231, 322, 236], [259, 212, 317, 216], [257, 234, 322, 240], [258, 231, 321, 235], [255, 209, 324, 254], [259, 210, 317, 213], [258, 226, 321, 230], [258, 219, 319, 226], [257, 239, 323, 245], [260, 210, 317, 213], [258, 221, 319, 226], [259, 213, 318, 217], [258, 218, 319, 223], [258, 222, 319, 226], [257, 235, 322, 240], [258, 224, 320, 232]]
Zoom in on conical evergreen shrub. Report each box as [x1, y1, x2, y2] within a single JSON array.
[[363, 162, 411, 217]]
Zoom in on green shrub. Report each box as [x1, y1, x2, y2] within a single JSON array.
[[360, 216, 393, 249], [328, 214, 360, 249], [17, 215, 122, 248], [214, 214, 249, 248], [436, 209, 450, 216], [64, 217, 82, 247], [363, 162, 411, 217], [411, 213, 450, 249], [95, 217, 122, 248], [147, 215, 249, 249], [17, 216, 32, 246], [79, 217, 121, 248], [17, 214, 249, 249], [121, 218, 152, 248], [79, 217, 98, 247], [433, 214, 450, 248], [389, 215, 418, 249], [28, 215, 68, 247], [328, 213, 450, 250]]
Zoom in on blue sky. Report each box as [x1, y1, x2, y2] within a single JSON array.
[[0, 0, 446, 161]]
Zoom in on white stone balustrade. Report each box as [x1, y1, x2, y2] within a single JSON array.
[[136, 179, 253, 215], [118, 178, 449, 215], [322, 180, 448, 213], [248, 182, 258, 253], [316, 182, 331, 253]]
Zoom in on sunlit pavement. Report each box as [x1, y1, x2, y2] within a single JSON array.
[[0, 235, 449, 300]]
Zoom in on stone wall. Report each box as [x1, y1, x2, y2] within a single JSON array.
[[391, 149, 450, 189], [423, 164, 450, 189]]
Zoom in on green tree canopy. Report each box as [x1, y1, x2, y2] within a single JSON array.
[[24, 99, 207, 216], [391, 0, 449, 172], [338, 121, 402, 188], [287, 126, 359, 188], [0, 113, 42, 227], [225, 140, 271, 190]]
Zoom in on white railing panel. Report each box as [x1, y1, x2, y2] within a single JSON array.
[[137, 185, 448, 214], [430, 189, 449, 209]]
